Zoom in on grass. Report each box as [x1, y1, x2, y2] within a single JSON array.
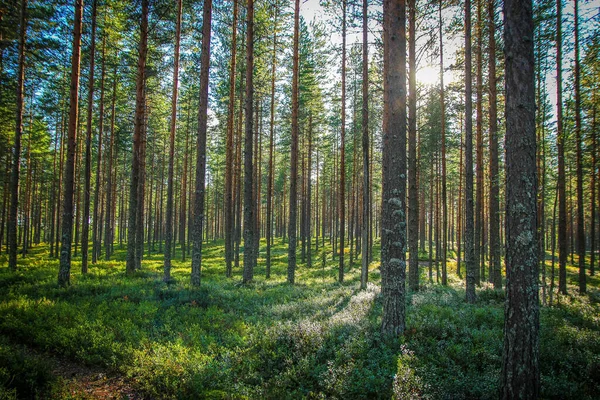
[[0, 240, 598, 399]]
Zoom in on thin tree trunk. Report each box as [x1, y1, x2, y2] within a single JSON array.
[[164, 0, 182, 282], [287, 0, 300, 284], [573, 0, 585, 293], [556, 0, 567, 295], [464, 0, 476, 303], [338, 0, 347, 283], [266, 1, 277, 278], [474, 0, 483, 286], [8, 0, 27, 272], [488, 0, 501, 288], [191, 0, 213, 286], [105, 68, 117, 260], [81, 0, 97, 274], [92, 35, 106, 264], [225, 0, 238, 277], [361, 0, 370, 289]]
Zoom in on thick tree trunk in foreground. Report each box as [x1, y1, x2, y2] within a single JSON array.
[[58, 0, 83, 286], [8, 0, 27, 272], [191, 0, 213, 286], [501, 0, 539, 395], [381, 0, 407, 337], [287, 0, 300, 284]]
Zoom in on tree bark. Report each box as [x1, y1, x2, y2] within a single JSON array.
[[556, 0, 567, 295], [191, 0, 213, 286], [8, 0, 27, 272], [361, 0, 370, 290], [126, 0, 148, 275], [338, 0, 347, 283], [58, 0, 83, 286], [164, 0, 183, 282], [464, 0, 476, 303], [381, 0, 407, 336], [501, 0, 540, 395]]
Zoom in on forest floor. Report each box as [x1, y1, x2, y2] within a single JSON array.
[[0, 240, 599, 399]]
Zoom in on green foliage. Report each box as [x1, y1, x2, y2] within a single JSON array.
[[0, 244, 599, 399]]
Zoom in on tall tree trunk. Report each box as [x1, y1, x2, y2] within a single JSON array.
[[573, 0, 585, 293], [338, 0, 347, 283], [381, 0, 407, 336], [58, 0, 83, 286], [501, 0, 539, 395], [242, 0, 256, 284], [474, 0, 483, 286], [488, 0, 501, 289], [439, 0, 448, 285], [92, 36, 106, 264], [407, 0, 418, 291], [361, 0, 370, 290], [464, 0, 476, 303], [591, 106, 597, 277], [266, 1, 278, 278], [225, 0, 238, 278], [105, 68, 117, 260], [8, 0, 27, 272], [191, 0, 213, 286], [126, 0, 149, 275], [556, 0, 567, 294], [287, 0, 300, 284], [81, 0, 97, 274], [164, 0, 183, 282]]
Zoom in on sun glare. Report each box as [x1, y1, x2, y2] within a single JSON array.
[[417, 65, 440, 86]]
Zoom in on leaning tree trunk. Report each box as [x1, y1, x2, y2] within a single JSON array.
[[501, 0, 540, 395], [58, 0, 83, 286], [381, 0, 407, 337]]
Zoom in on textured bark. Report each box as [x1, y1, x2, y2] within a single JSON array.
[[8, 0, 27, 272], [474, 0, 483, 286], [225, 0, 238, 278], [81, 0, 97, 274], [488, 0, 501, 289], [407, 0, 418, 291], [439, 0, 447, 286], [58, 0, 83, 286], [92, 36, 106, 264], [243, 0, 256, 284], [381, 0, 407, 337], [287, 0, 300, 284], [191, 0, 212, 286], [266, 1, 278, 278], [556, 0, 567, 295], [338, 0, 347, 283], [164, 0, 182, 282], [464, 0, 476, 303], [573, 0, 585, 293], [361, 0, 370, 290], [126, 0, 148, 275], [501, 0, 540, 395], [591, 106, 597, 277], [105, 70, 117, 260]]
